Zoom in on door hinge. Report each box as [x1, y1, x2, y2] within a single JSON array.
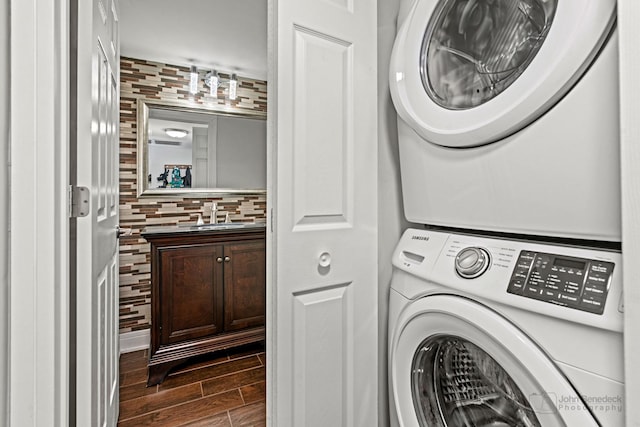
[[69, 185, 90, 218], [270, 208, 274, 233]]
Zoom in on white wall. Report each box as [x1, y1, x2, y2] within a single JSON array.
[[0, 1, 8, 425], [216, 116, 267, 188], [377, 0, 410, 425]]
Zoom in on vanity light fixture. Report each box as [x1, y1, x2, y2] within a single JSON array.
[[189, 66, 198, 94], [204, 70, 220, 97], [229, 73, 238, 100], [163, 128, 190, 138]]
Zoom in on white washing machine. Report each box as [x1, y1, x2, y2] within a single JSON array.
[[388, 229, 624, 426], [389, 0, 620, 242]]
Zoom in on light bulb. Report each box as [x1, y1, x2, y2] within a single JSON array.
[[229, 73, 237, 100], [207, 70, 219, 97], [189, 66, 198, 94]]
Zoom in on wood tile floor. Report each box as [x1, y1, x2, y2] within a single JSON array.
[[118, 343, 266, 427]]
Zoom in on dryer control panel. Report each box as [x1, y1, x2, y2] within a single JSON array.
[[507, 251, 614, 315]]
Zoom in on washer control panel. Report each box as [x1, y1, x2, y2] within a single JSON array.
[[507, 251, 614, 315]]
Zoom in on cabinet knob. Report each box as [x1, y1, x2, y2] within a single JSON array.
[[224, 256, 231, 263], [216, 257, 223, 263]]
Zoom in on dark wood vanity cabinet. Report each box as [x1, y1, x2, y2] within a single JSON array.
[[142, 226, 266, 386]]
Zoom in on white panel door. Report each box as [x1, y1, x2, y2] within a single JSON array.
[[192, 126, 211, 187], [270, 0, 378, 425], [76, 0, 120, 425]]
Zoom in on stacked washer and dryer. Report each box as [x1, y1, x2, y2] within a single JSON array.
[[387, 0, 623, 426]]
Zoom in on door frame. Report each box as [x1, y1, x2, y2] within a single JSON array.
[[8, 0, 71, 426], [618, 1, 640, 425], [0, 1, 8, 426]]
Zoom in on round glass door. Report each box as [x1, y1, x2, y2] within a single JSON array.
[[421, 0, 558, 109], [390, 295, 600, 426], [412, 335, 541, 426]]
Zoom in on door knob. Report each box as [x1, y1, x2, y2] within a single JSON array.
[[318, 252, 332, 268], [216, 257, 223, 263], [224, 256, 231, 263], [116, 225, 127, 239]]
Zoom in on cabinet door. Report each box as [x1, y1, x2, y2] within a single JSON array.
[[160, 244, 224, 344], [223, 241, 266, 332]]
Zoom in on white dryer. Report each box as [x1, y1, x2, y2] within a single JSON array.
[[389, 0, 620, 242], [388, 229, 624, 426]]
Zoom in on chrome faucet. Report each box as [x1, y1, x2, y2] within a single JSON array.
[[210, 202, 218, 224]]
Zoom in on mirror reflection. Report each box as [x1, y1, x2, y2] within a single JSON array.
[[137, 99, 267, 197]]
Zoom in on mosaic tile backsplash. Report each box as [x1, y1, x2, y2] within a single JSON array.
[[119, 57, 267, 334]]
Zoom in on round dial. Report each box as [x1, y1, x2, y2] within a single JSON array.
[[455, 247, 490, 279]]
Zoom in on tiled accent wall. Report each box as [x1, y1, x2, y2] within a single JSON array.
[[119, 57, 267, 333]]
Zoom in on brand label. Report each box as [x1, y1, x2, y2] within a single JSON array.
[[411, 235, 429, 241]]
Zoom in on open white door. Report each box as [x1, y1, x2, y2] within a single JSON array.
[[192, 126, 211, 187], [269, 0, 378, 425], [76, 0, 120, 425]]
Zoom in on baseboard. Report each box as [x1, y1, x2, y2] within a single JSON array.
[[120, 329, 150, 354]]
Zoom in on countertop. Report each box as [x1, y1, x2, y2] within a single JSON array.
[[141, 222, 266, 238]]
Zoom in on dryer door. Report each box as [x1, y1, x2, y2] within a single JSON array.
[[390, 295, 598, 426], [389, 0, 616, 147]]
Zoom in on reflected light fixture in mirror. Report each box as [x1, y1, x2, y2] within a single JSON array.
[[163, 128, 189, 138]]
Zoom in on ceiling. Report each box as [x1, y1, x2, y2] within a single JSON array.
[[119, 0, 268, 80]]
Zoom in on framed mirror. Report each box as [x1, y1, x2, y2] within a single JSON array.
[[136, 98, 267, 197]]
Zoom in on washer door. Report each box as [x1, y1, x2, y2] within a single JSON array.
[[390, 295, 598, 426], [389, 0, 616, 147]]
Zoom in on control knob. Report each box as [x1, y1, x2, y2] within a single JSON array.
[[455, 247, 490, 279]]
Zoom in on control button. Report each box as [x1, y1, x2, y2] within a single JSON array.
[[590, 264, 610, 274], [587, 275, 607, 284], [581, 293, 606, 305], [455, 247, 490, 279], [519, 251, 536, 259], [544, 282, 560, 291], [513, 271, 528, 280], [509, 279, 525, 292], [584, 284, 606, 296], [580, 297, 605, 314], [559, 293, 579, 304], [525, 285, 542, 296]]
